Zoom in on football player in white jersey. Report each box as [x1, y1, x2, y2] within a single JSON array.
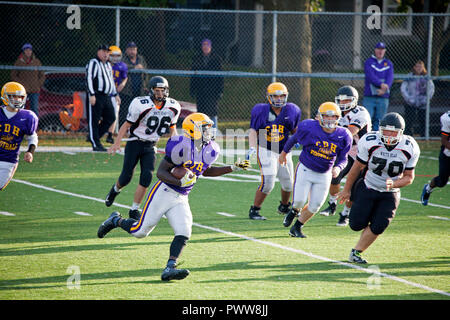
[[104, 76, 180, 220], [421, 110, 450, 205], [320, 86, 372, 227], [337, 112, 420, 264]]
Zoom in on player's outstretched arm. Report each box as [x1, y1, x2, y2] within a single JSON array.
[[337, 159, 366, 204]]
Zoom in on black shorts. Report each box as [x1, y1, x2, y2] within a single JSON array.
[[434, 147, 450, 188], [331, 156, 354, 185], [349, 180, 400, 235]]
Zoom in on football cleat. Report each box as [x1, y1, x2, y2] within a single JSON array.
[[283, 209, 298, 227], [105, 184, 120, 207], [421, 183, 431, 206], [289, 224, 306, 238], [319, 202, 337, 216], [277, 201, 291, 215], [336, 212, 349, 227], [249, 206, 267, 220], [161, 266, 190, 281], [348, 249, 367, 264], [129, 209, 141, 220], [97, 211, 121, 238]]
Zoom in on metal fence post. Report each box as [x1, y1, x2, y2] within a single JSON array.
[[272, 11, 277, 83], [115, 6, 120, 47], [426, 14, 433, 141]]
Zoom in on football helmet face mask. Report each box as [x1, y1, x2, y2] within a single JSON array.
[[1, 82, 27, 109], [108, 45, 122, 64], [182, 113, 215, 145], [149, 76, 169, 102], [378, 112, 405, 147], [317, 102, 341, 130], [335, 85, 359, 112], [266, 82, 288, 108]]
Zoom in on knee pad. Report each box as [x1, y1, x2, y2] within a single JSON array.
[[369, 220, 390, 235], [279, 176, 293, 192], [293, 200, 306, 211], [259, 175, 276, 194], [139, 171, 153, 188], [118, 171, 133, 187], [434, 177, 448, 188], [349, 219, 366, 232]]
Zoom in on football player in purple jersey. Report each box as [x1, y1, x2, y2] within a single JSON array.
[[247, 82, 301, 220], [280, 102, 352, 238], [0, 82, 38, 190], [98, 113, 250, 281]]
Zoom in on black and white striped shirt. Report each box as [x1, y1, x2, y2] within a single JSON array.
[[86, 57, 117, 96]]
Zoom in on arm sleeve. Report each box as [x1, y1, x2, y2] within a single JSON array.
[[86, 59, 96, 96]]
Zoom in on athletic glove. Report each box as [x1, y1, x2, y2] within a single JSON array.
[[246, 147, 256, 160], [231, 158, 250, 171], [180, 172, 197, 187]]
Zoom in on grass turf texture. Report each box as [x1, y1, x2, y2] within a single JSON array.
[[0, 145, 449, 300]]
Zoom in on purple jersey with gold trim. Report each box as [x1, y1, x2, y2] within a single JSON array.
[[250, 103, 301, 154], [164, 135, 220, 195], [0, 107, 38, 164], [112, 61, 128, 87], [283, 119, 352, 173]]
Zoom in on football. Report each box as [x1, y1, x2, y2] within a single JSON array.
[[171, 166, 193, 179]]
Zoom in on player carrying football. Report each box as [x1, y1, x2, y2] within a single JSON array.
[[97, 113, 250, 281], [337, 112, 420, 264]]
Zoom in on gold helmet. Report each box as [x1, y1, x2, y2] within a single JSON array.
[[108, 45, 122, 63], [182, 112, 215, 144], [266, 82, 288, 108], [317, 102, 341, 129], [1, 82, 27, 109]]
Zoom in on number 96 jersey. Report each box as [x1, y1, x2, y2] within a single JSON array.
[[357, 132, 420, 192], [127, 96, 181, 141]]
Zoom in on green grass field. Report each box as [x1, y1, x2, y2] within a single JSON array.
[[0, 143, 449, 301]]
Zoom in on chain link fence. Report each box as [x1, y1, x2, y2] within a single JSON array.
[[1, 2, 449, 139]]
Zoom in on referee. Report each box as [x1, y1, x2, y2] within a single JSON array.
[[86, 44, 120, 152]]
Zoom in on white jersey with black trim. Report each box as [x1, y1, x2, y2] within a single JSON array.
[[126, 96, 181, 142], [440, 111, 450, 157], [356, 131, 420, 193], [339, 105, 372, 159]]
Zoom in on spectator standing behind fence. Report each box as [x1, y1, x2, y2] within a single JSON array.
[[190, 38, 224, 129], [400, 60, 435, 137], [363, 42, 394, 131], [86, 44, 119, 152], [106, 45, 128, 144], [120, 42, 148, 128], [11, 43, 45, 117]]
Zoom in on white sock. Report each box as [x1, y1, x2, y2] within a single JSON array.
[[114, 184, 121, 193], [131, 202, 140, 211], [426, 184, 434, 193], [342, 205, 351, 216], [329, 195, 337, 204]]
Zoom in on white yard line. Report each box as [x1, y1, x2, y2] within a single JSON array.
[[10, 178, 450, 297], [428, 216, 450, 221]]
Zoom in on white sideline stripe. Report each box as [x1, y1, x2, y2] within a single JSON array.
[[428, 216, 450, 221], [74, 211, 92, 216], [10, 178, 450, 297], [0, 211, 15, 216], [216, 212, 235, 217]]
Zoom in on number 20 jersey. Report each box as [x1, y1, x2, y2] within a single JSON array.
[[357, 132, 420, 193], [127, 96, 181, 141]]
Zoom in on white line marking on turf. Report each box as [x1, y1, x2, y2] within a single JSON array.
[[216, 212, 235, 217], [74, 211, 93, 216], [11, 178, 450, 297], [0, 211, 15, 216], [428, 216, 450, 221]]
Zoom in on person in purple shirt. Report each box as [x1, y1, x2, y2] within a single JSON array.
[[0, 82, 38, 190], [106, 45, 128, 144], [363, 42, 394, 131], [246, 82, 301, 220], [97, 113, 250, 281], [279, 102, 352, 238]]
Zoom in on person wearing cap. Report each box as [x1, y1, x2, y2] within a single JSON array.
[[189, 38, 224, 129], [85, 44, 119, 152], [121, 42, 149, 127], [11, 43, 45, 117], [363, 42, 394, 131]]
